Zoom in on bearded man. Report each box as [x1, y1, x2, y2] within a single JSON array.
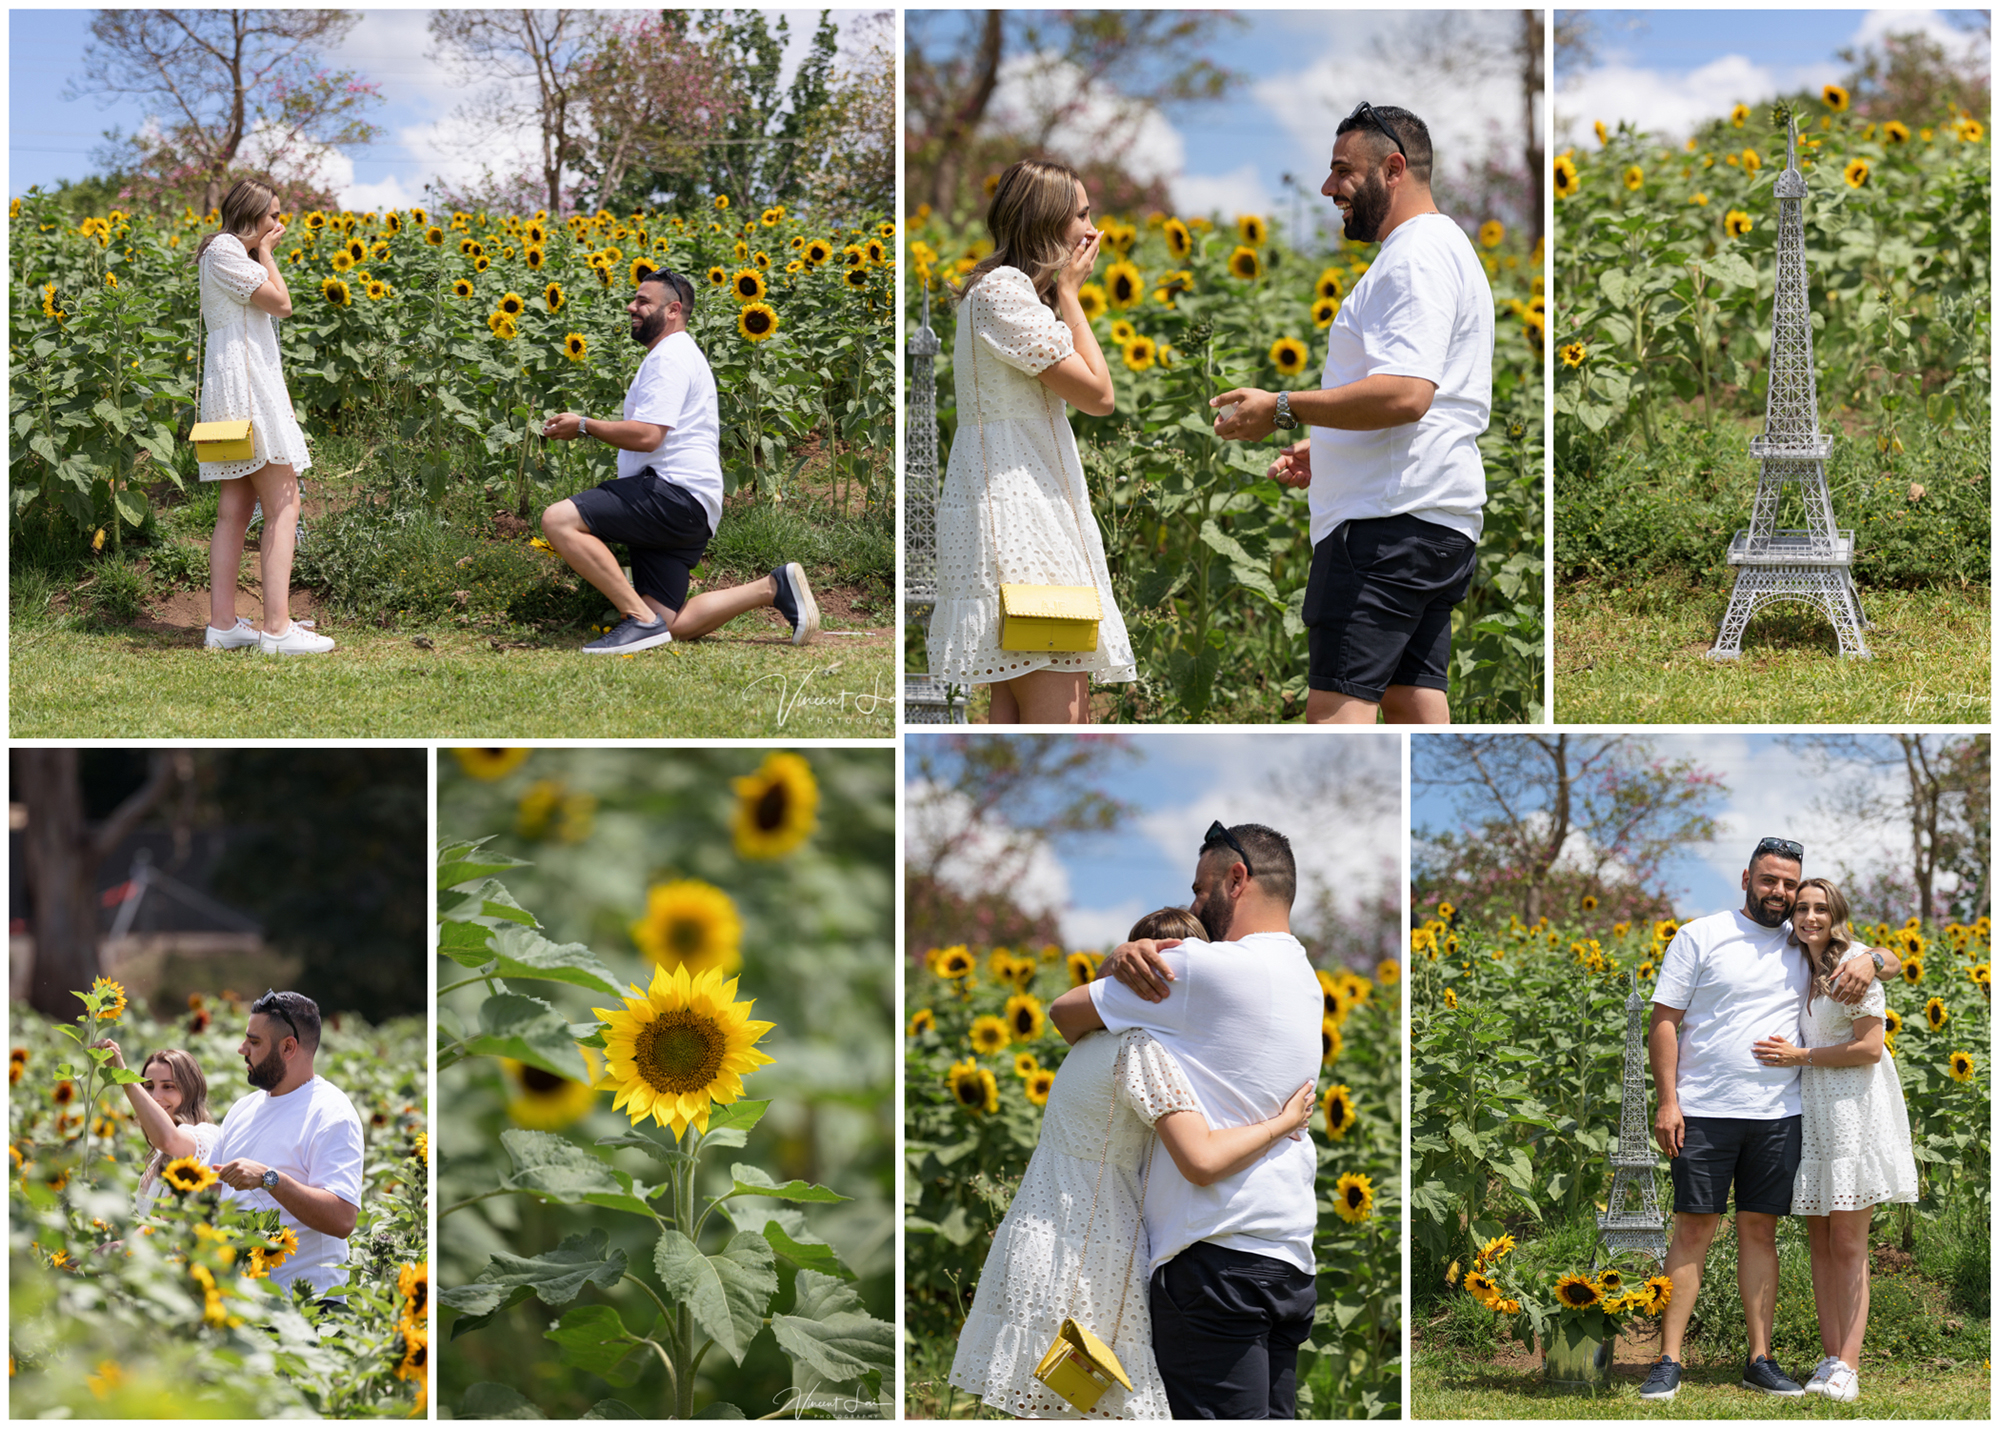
[[1212, 103, 1493, 725]]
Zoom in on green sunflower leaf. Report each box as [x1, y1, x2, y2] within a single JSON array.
[[438, 877, 538, 928], [446, 924, 624, 997], [724, 1172, 849, 1204], [653, 1229, 776, 1365], [703, 1099, 771, 1136], [770, 1269, 894, 1387], [442, 1230, 629, 1330], [760, 1221, 854, 1280], [499, 1130, 658, 1217], [582, 1401, 645, 1419], [449, 993, 590, 1082], [545, 1304, 646, 1387], [437, 836, 535, 890], [458, 1382, 545, 1418]]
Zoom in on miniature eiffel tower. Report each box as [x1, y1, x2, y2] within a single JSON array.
[[1708, 113, 1870, 661], [903, 280, 967, 723], [1597, 971, 1668, 1261]]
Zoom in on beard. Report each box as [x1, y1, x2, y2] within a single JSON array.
[[1191, 882, 1233, 941], [1744, 888, 1794, 929], [1340, 165, 1392, 243], [245, 1045, 286, 1091], [630, 305, 668, 347]]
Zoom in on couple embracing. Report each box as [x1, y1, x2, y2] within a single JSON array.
[[951, 822, 1328, 1419], [1644, 838, 1919, 1404], [927, 103, 1492, 725]]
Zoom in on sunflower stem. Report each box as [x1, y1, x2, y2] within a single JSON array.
[[439, 1187, 509, 1219], [436, 974, 501, 998]]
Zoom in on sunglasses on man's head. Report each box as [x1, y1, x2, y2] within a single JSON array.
[[1753, 836, 1804, 864], [1347, 100, 1407, 161], [257, 990, 300, 1041], [1202, 820, 1253, 879]]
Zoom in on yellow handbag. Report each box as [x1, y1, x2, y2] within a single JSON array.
[[1030, 1040, 1157, 1414], [189, 277, 258, 464], [967, 292, 1102, 654]]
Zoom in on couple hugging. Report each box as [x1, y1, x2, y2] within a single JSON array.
[[1644, 838, 1919, 1404], [951, 822, 1327, 1419], [928, 103, 1493, 725]]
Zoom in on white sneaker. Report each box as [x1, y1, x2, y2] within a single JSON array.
[[204, 617, 260, 650], [1822, 1361, 1859, 1403], [1801, 1355, 1840, 1395], [259, 621, 335, 655]]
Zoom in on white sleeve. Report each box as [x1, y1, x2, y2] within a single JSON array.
[[970, 267, 1074, 376], [1116, 1032, 1201, 1126], [307, 1106, 366, 1210], [205, 234, 269, 304], [1089, 948, 1191, 1037], [1856, 978, 1888, 1021], [627, 351, 688, 431], [1358, 248, 1456, 385], [1651, 928, 1702, 1011], [190, 1122, 222, 1165]]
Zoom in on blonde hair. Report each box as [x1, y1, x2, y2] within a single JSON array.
[[1128, 906, 1206, 942], [954, 158, 1085, 309], [1788, 877, 1856, 1005], [194, 178, 277, 267]]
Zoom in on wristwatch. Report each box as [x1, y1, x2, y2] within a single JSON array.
[[578, 416, 589, 439], [1869, 948, 1887, 974], [1273, 392, 1299, 430], [261, 1168, 280, 1190]]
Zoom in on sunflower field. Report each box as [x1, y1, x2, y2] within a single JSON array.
[[903, 943, 1403, 1418], [1410, 904, 1991, 1380], [1552, 96, 1990, 598], [8, 979, 428, 1416], [905, 203, 1545, 723], [435, 746, 894, 1418], [9, 190, 895, 619]]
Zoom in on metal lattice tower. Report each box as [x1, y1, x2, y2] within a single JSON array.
[[1597, 971, 1668, 1262], [903, 280, 967, 723], [1709, 114, 1871, 660]]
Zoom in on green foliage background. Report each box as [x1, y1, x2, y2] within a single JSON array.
[[436, 747, 894, 1417]]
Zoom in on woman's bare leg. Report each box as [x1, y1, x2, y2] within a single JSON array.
[[247, 462, 300, 634], [1803, 1214, 1838, 1359], [208, 477, 257, 629], [1828, 1208, 1872, 1367], [985, 680, 1020, 724], [998, 669, 1089, 724]]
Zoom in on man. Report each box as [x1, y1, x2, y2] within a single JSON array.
[[1050, 823, 1320, 1419], [539, 265, 819, 654], [1641, 838, 1899, 1402], [211, 989, 365, 1300], [1211, 103, 1492, 726]]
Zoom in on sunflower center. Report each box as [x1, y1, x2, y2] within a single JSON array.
[[754, 782, 788, 830], [952, 1076, 984, 1108], [1344, 1184, 1364, 1209], [634, 1012, 727, 1095], [520, 1064, 566, 1094], [668, 916, 706, 956]]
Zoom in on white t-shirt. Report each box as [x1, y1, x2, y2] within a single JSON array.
[[619, 329, 724, 536], [1651, 909, 1808, 1119], [1088, 932, 1321, 1275], [1309, 212, 1494, 546], [213, 1074, 366, 1295]]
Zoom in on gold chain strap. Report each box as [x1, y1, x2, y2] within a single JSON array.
[[1063, 1037, 1159, 1355], [968, 279, 1096, 588]]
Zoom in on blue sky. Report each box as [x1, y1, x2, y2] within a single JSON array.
[[914, 9, 1534, 239], [10, 9, 877, 209], [1555, 8, 1988, 148], [906, 732, 1400, 951], [1412, 734, 1947, 919]]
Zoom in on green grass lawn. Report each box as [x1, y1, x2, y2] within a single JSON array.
[[9, 616, 894, 738], [1554, 579, 1990, 724]]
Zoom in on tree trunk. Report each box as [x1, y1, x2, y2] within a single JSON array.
[[929, 10, 1004, 214], [1521, 9, 1545, 246]]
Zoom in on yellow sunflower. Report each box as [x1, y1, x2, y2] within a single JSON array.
[[1270, 336, 1309, 376], [804, 238, 833, 266], [494, 290, 524, 318], [365, 280, 388, 301], [1642, 1274, 1672, 1312], [1227, 246, 1262, 281], [330, 249, 355, 272], [1444, 988, 1458, 1010], [1066, 950, 1097, 987], [938, 946, 976, 980], [1237, 214, 1268, 246], [1883, 120, 1911, 144], [1312, 296, 1340, 328], [1004, 993, 1045, 1041], [1105, 261, 1144, 308], [1902, 957, 1924, 985], [1123, 335, 1157, 372], [1464, 1269, 1501, 1306], [1025, 1068, 1056, 1107], [563, 332, 587, 363], [399, 1260, 428, 1319], [706, 266, 726, 287], [730, 752, 817, 856], [1315, 267, 1345, 301], [1321, 1017, 1344, 1066], [738, 301, 780, 341], [1164, 217, 1193, 259], [1949, 1050, 1975, 1082], [1553, 1273, 1601, 1308], [1333, 1172, 1374, 1224], [1823, 84, 1850, 112], [1478, 219, 1505, 248], [843, 267, 869, 290], [1742, 148, 1762, 171], [525, 248, 545, 272], [591, 963, 773, 1138], [1623, 165, 1644, 191], [969, 1015, 1011, 1055], [1843, 157, 1870, 189], [1883, 1008, 1904, 1040], [502, 1052, 601, 1130], [161, 1156, 219, 1195], [1925, 997, 1948, 1031], [1322, 1083, 1356, 1139], [1013, 1051, 1042, 1079], [714, 195, 730, 211], [543, 281, 564, 313], [630, 879, 742, 977], [90, 976, 128, 1021], [321, 277, 352, 307], [948, 1059, 999, 1114], [451, 278, 475, 299]]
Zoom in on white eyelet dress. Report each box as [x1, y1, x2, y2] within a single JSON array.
[[196, 233, 312, 482], [1792, 979, 1920, 1214], [927, 266, 1136, 687], [948, 1029, 1196, 1419]]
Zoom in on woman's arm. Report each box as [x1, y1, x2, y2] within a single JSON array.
[[1752, 1019, 1885, 1070], [246, 222, 292, 318], [1037, 234, 1115, 417], [1049, 984, 1105, 1045], [1153, 1081, 1315, 1187], [91, 1039, 198, 1161]]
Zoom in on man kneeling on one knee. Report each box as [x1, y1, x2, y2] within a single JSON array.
[[538, 265, 818, 654]]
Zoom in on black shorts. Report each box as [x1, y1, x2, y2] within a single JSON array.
[[1302, 513, 1477, 701], [568, 473, 713, 613], [1149, 1241, 1316, 1419], [1670, 1114, 1802, 1216]]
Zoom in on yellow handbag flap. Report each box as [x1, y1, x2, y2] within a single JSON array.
[[190, 420, 252, 443], [999, 583, 1101, 622], [1034, 1318, 1131, 1392]]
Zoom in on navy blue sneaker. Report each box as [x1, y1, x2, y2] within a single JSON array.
[[581, 613, 673, 654], [1742, 1355, 1804, 1397], [1639, 1356, 1683, 1401], [770, 562, 819, 645]]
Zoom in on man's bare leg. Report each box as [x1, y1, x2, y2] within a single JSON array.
[[1305, 689, 1380, 724], [541, 499, 654, 623], [1660, 1212, 1721, 1362], [649, 575, 778, 641], [1380, 683, 1449, 723], [1737, 1212, 1781, 1363]]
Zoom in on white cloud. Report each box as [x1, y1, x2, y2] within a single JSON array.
[[1171, 164, 1272, 224], [1555, 54, 1837, 148], [905, 781, 1073, 921], [986, 52, 1188, 185], [1063, 898, 1151, 951], [1849, 8, 1985, 58]]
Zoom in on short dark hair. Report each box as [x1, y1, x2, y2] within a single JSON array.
[[637, 265, 695, 317], [1747, 846, 1804, 878], [1129, 906, 1207, 942], [1335, 104, 1434, 184], [250, 989, 322, 1053], [1202, 822, 1297, 908]]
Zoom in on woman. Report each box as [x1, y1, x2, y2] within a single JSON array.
[[194, 179, 331, 655], [90, 1040, 221, 1212], [949, 908, 1313, 1418], [1751, 879, 1918, 1404], [928, 159, 1135, 724]]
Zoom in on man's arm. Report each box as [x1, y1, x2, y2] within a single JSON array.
[[1829, 945, 1899, 1004], [1646, 1004, 1687, 1158], [541, 413, 667, 451], [1210, 374, 1437, 442], [1095, 937, 1180, 1003], [1049, 985, 1105, 1045], [213, 1160, 359, 1239]]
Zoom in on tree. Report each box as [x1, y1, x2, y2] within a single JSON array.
[[427, 9, 603, 215], [67, 10, 384, 214], [565, 14, 737, 214], [794, 12, 897, 223], [14, 750, 182, 1019], [676, 10, 848, 212], [1837, 23, 1991, 128], [904, 11, 1242, 217], [1413, 734, 1728, 926]]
